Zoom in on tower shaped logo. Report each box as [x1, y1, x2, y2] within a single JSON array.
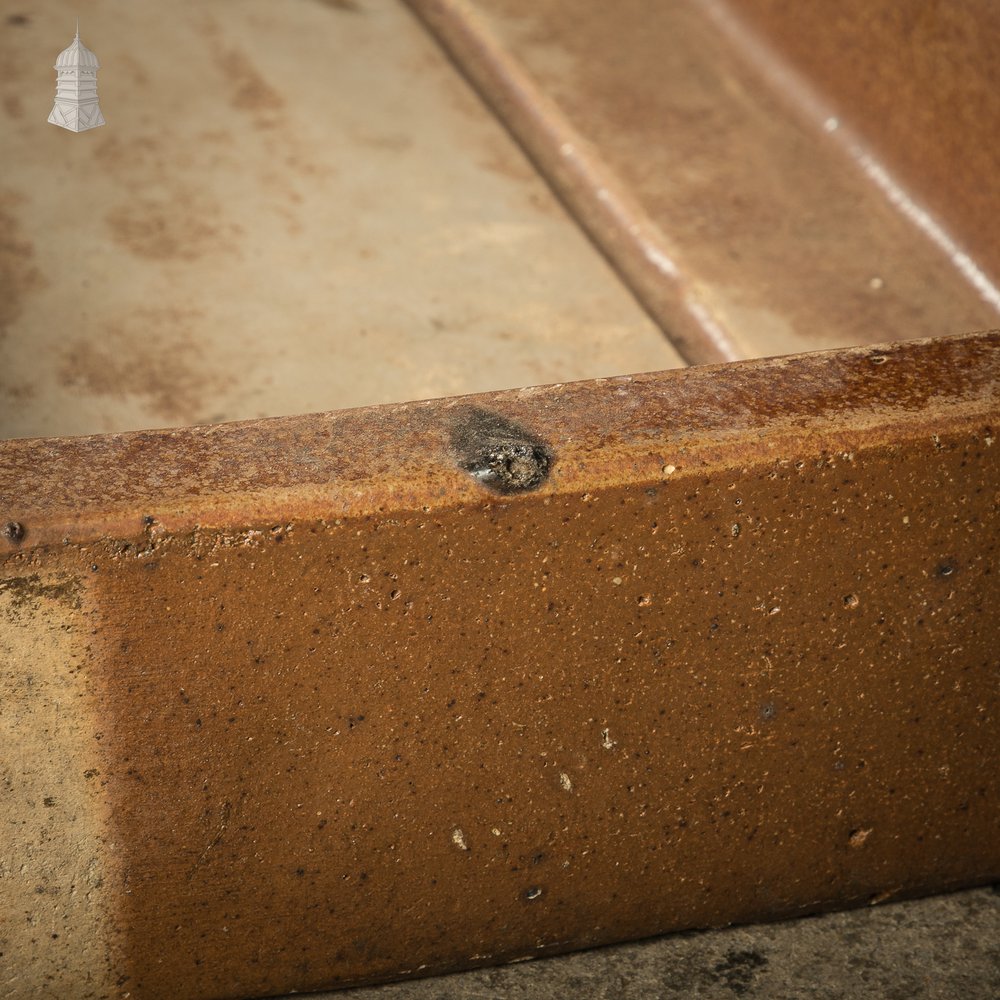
[[48, 22, 106, 132]]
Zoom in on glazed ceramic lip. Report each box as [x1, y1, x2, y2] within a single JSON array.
[[4, 333, 995, 548]]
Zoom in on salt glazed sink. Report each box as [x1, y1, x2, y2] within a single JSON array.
[[1, 2, 998, 999]]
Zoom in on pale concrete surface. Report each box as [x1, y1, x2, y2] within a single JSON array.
[[0, 0, 680, 440], [304, 887, 1000, 999]]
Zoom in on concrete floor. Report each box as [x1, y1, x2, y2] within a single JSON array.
[[307, 887, 1000, 999], [0, 0, 680, 440]]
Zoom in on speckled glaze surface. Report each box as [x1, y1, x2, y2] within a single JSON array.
[[1, 333, 998, 998]]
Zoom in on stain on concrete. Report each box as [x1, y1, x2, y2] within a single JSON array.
[[58, 307, 232, 421], [96, 135, 246, 263], [476, 133, 538, 185], [217, 47, 285, 113], [94, 134, 164, 174], [105, 196, 239, 261], [710, 948, 769, 996], [315, 0, 364, 12], [0, 190, 46, 335], [118, 52, 151, 87], [2, 94, 24, 119]]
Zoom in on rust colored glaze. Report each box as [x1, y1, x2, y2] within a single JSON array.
[[723, 0, 1000, 287], [1, 334, 999, 998], [0, 333, 997, 547], [407, 0, 999, 362]]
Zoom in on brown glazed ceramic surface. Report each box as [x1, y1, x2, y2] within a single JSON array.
[[2, 333, 999, 998], [727, 0, 1000, 283], [407, 0, 1000, 364]]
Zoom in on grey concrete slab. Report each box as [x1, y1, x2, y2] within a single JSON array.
[[294, 887, 1000, 999]]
